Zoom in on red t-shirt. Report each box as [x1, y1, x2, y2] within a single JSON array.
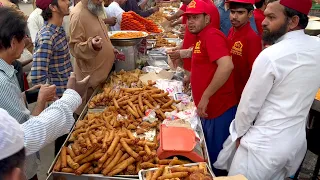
[[254, 9, 265, 36], [181, 1, 220, 72], [191, 25, 237, 119], [227, 22, 262, 103]]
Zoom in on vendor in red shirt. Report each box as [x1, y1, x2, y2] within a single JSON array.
[[179, 0, 237, 175], [254, 0, 266, 35], [227, 0, 262, 102], [167, 0, 220, 84]]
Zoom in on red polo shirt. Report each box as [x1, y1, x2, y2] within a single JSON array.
[[254, 9, 265, 36], [180, 2, 220, 72], [227, 22, 262, 102], [191, 25, 237, 119]]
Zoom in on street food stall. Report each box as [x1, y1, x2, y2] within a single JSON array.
[[45, 3, 219, 180]]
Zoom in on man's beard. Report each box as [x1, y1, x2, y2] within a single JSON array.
[[262, 20, 289, 45], [88, 0, 104, 16]]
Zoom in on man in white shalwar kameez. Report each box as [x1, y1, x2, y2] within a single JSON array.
[[214, 0, 320, 179]]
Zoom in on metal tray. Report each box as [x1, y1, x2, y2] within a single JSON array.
[[47, 77, 212, 179], [47, 172, 137, 180], [138, 163, 215, 180]]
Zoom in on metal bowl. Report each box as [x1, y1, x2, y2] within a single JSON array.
[[108, 31, 148, 46]]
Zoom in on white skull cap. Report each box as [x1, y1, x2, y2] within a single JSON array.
[[0, 108, 24, 160]]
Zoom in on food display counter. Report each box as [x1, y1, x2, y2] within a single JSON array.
[[46, 70, 213, 180]]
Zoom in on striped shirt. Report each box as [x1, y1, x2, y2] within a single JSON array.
[[31, 22, 73, 97], [0, 59, 81, 179]]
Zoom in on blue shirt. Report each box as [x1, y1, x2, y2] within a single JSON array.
[[31, 22, 73, 97], [218, 0, 258, 36]]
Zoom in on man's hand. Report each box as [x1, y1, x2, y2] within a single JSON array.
[[167, 50, 181, 60], [167, 50, 181, 69], [197, 95, 209, 118], [183, 74, 190, 87], [24, 36, 32, 48], [92, 36, 103, 51], [38, 84, 57, 103], [165, 15, 173, 21], [151, 6, 159, 13], [104, 17, 117, 26], [28, 84, 42, 91], [67, 72, 90, 97], [113, 48, 120, 55]]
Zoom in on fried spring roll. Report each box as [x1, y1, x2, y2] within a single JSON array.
[[107, 157, 136, 176], [151, 165, 165, 180], [71, 142, 81, 156], [138, 94, 144, 112], [143, 99, 155, 109], [170, 166, 199, 173], [127, 106, 140, 119], [73, 146, 98, 163], [126, 130, 135, 140], [89, 133, 98, 147], [118, 153, 130, 164], [103, 144, 121, 168], [144, 144, 152, 156], [75, 163, 91, 175], [146, 171, 153, 180], [53, 155, 61, 171], [140, 162, 157, 169], [169, 157, 184, 166], [113, 98, 120, 109], [122, 88, 143, 93], [67, 155, 80, 170], [78, 149, 103, 164], [106, 129, 115, 145], [66, 147, 76, 159], [136, 160, 142, 174], [61, 147, 67, 168], [61, 168, 74, 173], [107, 135, 120, 156], [162, 99, 174, 108], [151, 92, 169, 98], [120, 138, 139, 159], [102, 132, 109, 152], [100, 144, 121, 168], [85, 135, 92, 150], [157, 172, 189, 180], [102, 150, 124, 175], [158, 159, 172, 165]]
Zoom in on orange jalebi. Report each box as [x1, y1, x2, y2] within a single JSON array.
[[110, 32, 145, 39], [121, 11, 162, 33]]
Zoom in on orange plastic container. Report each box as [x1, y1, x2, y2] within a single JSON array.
[[157, 124, 205, 162]]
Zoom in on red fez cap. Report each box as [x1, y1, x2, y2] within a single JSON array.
[[182, 0, 210, 16], [36, 0, 53, 10], [229, 0, 254, 4], [280, 0, 312, 15]]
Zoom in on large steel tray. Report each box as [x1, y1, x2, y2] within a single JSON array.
[[47, 80, 212, 179]]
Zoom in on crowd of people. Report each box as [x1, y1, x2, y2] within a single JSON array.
[[0, 0, 319, 179]]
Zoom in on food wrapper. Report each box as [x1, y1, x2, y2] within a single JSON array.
[[142, 66, 164, 73], [142, 109, 158, 123], [155, 79, 183, 97]]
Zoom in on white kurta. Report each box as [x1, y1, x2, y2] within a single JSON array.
[[105, 2, 124, 31], [214, 30, 320, 179]]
